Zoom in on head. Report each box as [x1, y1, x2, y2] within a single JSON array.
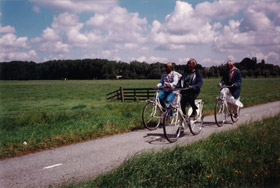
[[187, 58, 197, 72], [227, 60, 234, 69], [166, 62, 173, 73]]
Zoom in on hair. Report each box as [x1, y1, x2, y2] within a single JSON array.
[[166, 62, 173, 69], [227, 60, 233, 65], [187, 58, 197, 65]]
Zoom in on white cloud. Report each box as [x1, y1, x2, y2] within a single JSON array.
[[41, 27, 60, 41], [39, 41, 69, 53], [29, 0, 118, 13], [213, 1, 280, 66], [150, 1, 219, 50], [86, 6, 147, 43], [196, 0, 244, 19], [0, 49, 37, 62], [201, 58, 224, 67], [0, 33, 29, 48], [148, 56, 168, 63], [0, 25, 16, 33]]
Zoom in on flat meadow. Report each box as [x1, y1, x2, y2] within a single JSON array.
[[0, 78, 280, 159]]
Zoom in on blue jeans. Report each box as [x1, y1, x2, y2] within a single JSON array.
[[158, 90, 175, 112]]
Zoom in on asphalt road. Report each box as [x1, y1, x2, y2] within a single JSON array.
[[0, 101, 279, 188]]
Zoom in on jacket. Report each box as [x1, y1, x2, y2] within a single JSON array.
[[220, 69, 242, 99], [176, 70, 203, 97]]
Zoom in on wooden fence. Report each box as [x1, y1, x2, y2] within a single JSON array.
[[106, 87, 155, 102]]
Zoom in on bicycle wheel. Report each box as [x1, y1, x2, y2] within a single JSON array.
[[231, 106, 240, 123], [142, 102, 161, 130], [163, 108, 182, 143], [214, 99, 226, 127], [189, 112, 203, 135]]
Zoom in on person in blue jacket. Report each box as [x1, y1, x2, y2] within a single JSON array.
[[218, 60, 242, 117], [176, 58, 203, 117]]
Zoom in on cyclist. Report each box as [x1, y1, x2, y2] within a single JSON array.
[[154, 62, 181, 111], [217, 60, 243, 118], [176, 58, 203, 117]]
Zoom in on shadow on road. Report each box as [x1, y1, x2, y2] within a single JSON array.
[[202, 121, 217, 127], [143, 132, 168, 145]]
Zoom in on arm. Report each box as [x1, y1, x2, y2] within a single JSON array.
[[156, 75, 164, 88], [170, 74, 178, 88], [191, 71, 203, 91], [232, 70, 242, 87]]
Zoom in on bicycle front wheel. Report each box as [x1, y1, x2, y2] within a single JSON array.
[[142, 102, 161, 130], [189, 113, 203, 135], [214, 99, 226, 127], [163, 108, 182, 143]]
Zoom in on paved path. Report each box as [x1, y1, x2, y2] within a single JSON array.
[[0, 101, 279, 188]]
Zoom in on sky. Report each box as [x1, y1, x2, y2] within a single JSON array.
[[0, 0, 280, 67]]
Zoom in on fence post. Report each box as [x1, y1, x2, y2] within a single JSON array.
[[120, 87, 124, 102], [147, 89, 149, 99]]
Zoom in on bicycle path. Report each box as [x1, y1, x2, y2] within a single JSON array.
[[0, 101, 279, 188]]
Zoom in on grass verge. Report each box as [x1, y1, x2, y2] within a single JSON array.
[[63, 114, 280, 188]]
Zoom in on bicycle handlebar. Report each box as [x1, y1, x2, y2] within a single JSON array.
[[173, 87, 191, 91], [218, 84, 236, 89]]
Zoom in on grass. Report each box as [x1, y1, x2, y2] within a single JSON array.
[[63, 114, 280, 188], [0, 78, 280, 159]]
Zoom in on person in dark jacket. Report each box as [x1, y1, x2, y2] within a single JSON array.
[[176, 58, 203, 117], [218, 60, 242, 118], [218, 60, 242, 99]]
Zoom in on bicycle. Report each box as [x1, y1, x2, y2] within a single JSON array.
[[142, 89, 167, 130], [163, 88, 204, 143], [214, 85, 242, 127]]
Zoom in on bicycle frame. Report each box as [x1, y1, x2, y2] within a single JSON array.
[[169, 89, 203, 131], [163, 88, 204, 143], [215, 86, 240, 127]]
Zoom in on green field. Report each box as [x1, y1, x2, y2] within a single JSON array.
[[0, 78, 280, 159]]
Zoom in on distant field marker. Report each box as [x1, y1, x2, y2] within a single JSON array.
[[43, 163, 63, 169]]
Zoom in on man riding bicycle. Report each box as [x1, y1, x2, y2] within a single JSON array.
[[217, 60, 243, 118], [176, 58, 203, 118]]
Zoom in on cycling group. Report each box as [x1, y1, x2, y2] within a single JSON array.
[[142, 59, 243, 143]]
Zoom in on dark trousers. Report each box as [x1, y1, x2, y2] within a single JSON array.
[[181, 94, 197, 115]]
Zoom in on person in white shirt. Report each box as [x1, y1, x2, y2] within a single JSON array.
[[154, 62, 180, 110]]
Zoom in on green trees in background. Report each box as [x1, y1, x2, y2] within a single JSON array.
[[0, 57, 279, 80]]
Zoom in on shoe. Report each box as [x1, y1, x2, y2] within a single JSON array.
[[233, 113, 239, 118], [190, 111, 197, 118], [180, 127, 184, 136]]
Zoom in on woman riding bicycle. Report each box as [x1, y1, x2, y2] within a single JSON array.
[[217, 60, 243, 118], [154, 62, 181, 111]]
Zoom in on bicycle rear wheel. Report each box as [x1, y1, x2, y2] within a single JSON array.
[[214, 99, 226, 127], [163, 108, 182, 143], [142, 102, 161, 130]]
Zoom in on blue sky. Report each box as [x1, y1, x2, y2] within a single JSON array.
[[0, 0, 280, 66]]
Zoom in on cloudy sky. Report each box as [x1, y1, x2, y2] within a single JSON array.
[[0, 0, 280, 67]]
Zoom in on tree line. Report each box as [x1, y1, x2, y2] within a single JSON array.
[[0, 57, 279, 80]]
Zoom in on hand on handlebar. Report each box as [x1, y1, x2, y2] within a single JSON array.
[[165, 84, 171, 88]]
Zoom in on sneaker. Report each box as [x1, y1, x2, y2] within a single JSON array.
[[190, 111, 197, 118], [233, 113, 239, 118]]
